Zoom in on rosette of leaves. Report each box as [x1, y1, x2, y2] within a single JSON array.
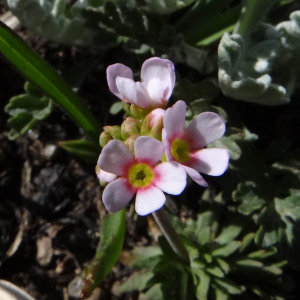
[[218, 10, 300, 105], [5, 0, 98, 46], [116, 209, 290, 300], [5, 82, 53, 140]]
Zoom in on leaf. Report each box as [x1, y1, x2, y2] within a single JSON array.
[[5, 94, 52, 120], [218, 27, 290, 105], [0, 21, 99, 139], [213, 278, 244, 295], [212, 241, 241, 257], [6, 112, 36, 140], [139, 284, 164, 300], [58, 139, 99, 162], [81, 209, 126, 298], [118, 271, 153, 293], [194, 269, 210, 300], [233, 181, 266, 215]]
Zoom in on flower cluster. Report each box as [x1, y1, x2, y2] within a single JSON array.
[[96, 57, 229, 216]]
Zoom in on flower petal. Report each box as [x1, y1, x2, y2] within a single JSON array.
[[164, 100, 186, 138], [135, 185, 165, 216], [134, 136, 164, 164], [182, 165, 208, 187], [98, 140, 134, 176], [146, 77, 164, 104], [154, 162, 186, 195], [96, 168, 117, 183], [162, 129, 172, 161], [185, 112, 226, 148], [103, 178, 135, 213], [107, 63, 133, 99], [141, 57, 175, 101], [116, 77, 152, 108], [189, 148, 230, 176]]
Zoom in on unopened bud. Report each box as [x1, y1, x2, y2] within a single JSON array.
[[121, 117, 140, 140], [124, 135, 139, 154], [130, 104, 151, 119], [141, 108, 165, 140], [99, 125, 122, 148]]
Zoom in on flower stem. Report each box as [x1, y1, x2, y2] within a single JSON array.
[[152, 208, 190, 265]]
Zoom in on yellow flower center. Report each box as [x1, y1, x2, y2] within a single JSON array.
[[170, 138, 190, 163], [128, 163, 154, 188]]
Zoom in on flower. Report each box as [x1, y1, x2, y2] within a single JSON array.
[[162, 100, 230, 186], [97, 136, 186, 215], [106, 57, 175, 109]]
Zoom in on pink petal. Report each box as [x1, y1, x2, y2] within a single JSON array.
[[185, 112, 226, 149], [162, 129, 172, 161], [98, 140, 134, 176], [148, 108, 165, 128], [107, 63, 133, 99], [182, 165, 208, 187], [135, 185, 166, 216], [141, 57, 175, 101], [164, 100, 186, 138], [103, 178, 136, 213], [134, 136, 164, 164], [189, 148, 230, 176], [96, 168, 117, 183], [154, 162, 186, 195], [116, 77, 152, 108], [146, 78, 164, 104]]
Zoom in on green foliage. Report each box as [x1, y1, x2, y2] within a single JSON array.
[[0, 21, 99, 139], [81, 209, 126, 298], [5, 82, 53, 139], [116, 208, 290, 300]]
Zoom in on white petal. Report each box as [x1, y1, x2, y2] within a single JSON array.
[[162, 129, 172, 161], [146, 78, 164, 104], [141, 57, 175, 101], [154, 162, 186, 195], [96, 168, 117, 183], [103, 178, 135, 213], [190, 148, 230, 176], [107, 63, 133, 99], [116, 77, 152, 108], [98, 140, 134, 176], [185, 112, 226, 149], [164, 100, 186, 138], [134, 136, 164, 164], [182, 165, 208, 187], [135, 185, 165, 216]]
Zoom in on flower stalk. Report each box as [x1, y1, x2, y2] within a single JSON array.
[[152, 208, 190, 265]]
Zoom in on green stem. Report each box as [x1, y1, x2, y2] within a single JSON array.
[[152, 208, 190, 265], [233, 0, 281, 36]]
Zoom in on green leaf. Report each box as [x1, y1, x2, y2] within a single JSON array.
[[81, 209, 126, 298], [118, 271, 153, 293], [233, 181, 266, 215], [218, 28, 290, 105], [58, 139, 99, 162], [214, 278, 244, 295], [139, 284, 164, 300], [235, 259, 263, 267], [0, 21, 99, 140], [195, 269, 210, 300], [5, 94, 52, 120], [6, 112, 36, 140], [212, 241, 241, 257]]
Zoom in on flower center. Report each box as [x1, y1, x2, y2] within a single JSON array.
[[128, 163, 154, 188], [170, 138, 190, 163]]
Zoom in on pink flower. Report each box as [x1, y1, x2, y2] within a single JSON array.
[[97, 136, 186, 216], [106, 57, 175, 109], [163, 101, 230, 187]]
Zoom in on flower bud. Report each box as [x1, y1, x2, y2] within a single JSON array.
[[99, 125, 122, 148], [130, 104, 151, 119], [124, 135, 139, 154], [141, 108, 165, 140], [121, 117, 140, 140]]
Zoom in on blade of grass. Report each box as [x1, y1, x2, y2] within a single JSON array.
[[0, 21, 100, 140]]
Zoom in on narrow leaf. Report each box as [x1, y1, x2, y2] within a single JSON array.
[[81, 209, 126, 298], [0, 21, 99, 139]]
